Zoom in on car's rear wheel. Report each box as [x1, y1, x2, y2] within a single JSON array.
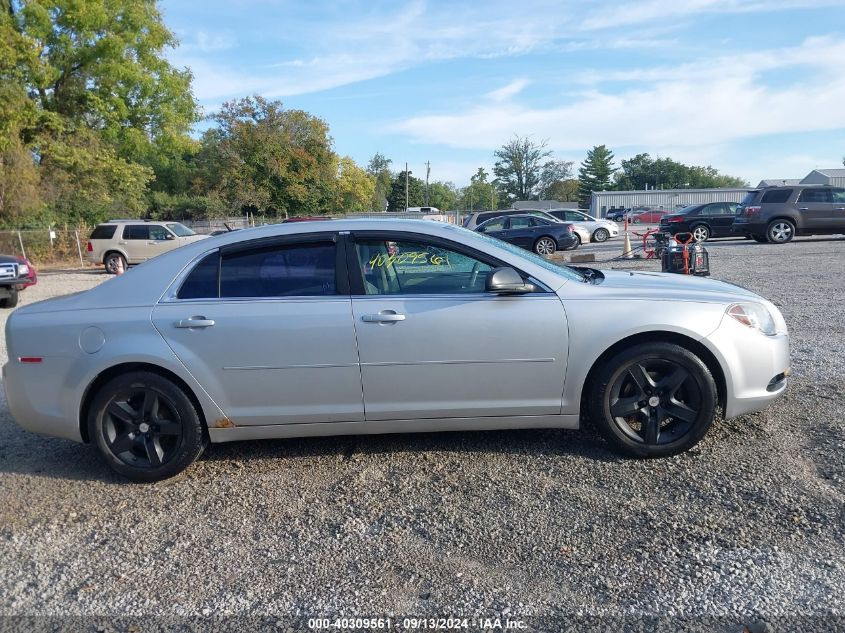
[[88, 371, 207, 482], [766, 219, 795, 244], [0, 288, 19, 309], [691, 225, 710, 242], [534, 236, 557, 255], [589, 342, 717, 457], [104, 252, 127, 274]]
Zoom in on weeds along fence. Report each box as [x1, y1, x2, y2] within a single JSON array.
[[0, 228, 90, 267]]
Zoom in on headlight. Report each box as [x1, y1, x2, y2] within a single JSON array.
[[726, 303, 776, 336], [17, 264, 29, 276]]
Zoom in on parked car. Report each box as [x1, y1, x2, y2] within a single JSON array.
[[462, 209, 590, 245], [732, 185, 845, 243], [631, 209, 669, 224], [659, 202, 740, 242], [546, 209, 620, 242], [5, 220, 790, 481], [475, 214, 578, 254], [605, 208, 628, 221], [0, 255, 37, 308], [86, 220, 209, 274]]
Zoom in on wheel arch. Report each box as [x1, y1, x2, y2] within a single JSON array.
[[102, 249, 128, 265], [579, 330, 727, 417], [79, 362, 208, 443]]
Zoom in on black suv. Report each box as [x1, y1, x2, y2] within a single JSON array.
[[732, 185, 845, 243], [659, 202, 740, 242]]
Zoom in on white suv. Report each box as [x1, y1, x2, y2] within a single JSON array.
[[86, 220, 209, 273]]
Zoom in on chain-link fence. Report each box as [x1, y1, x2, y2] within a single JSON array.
[[0, 229, 90, 267]]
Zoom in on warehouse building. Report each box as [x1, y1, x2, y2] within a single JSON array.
[[800, 169, 845, 187], [590, 188, 749, 218]]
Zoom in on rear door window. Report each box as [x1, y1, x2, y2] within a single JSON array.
[[761, 189, 792, 204], [797, 188, 832, 203], [89, 225, 117, 240], [178, 252, 220, 299], [124, 225, 151, 240], [831, 188, 845, 203], [220, 241, 337, 298]]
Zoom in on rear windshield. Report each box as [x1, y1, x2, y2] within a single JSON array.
[[89, 225, 117, 240], [675, 205, 699, 215], [761, 189, 792, 204], [740, 191, 758, 205]]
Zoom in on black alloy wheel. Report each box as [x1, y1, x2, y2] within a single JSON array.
[[89, 371, 206, 482], [590, 342, 717, 457]]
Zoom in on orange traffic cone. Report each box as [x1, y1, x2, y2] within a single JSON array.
[[115, 258, 125, 275]]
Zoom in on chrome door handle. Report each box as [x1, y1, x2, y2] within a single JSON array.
[[175, 317, 215, 328], [798, 207, 809, 210], [362, 312, 406, 323], [835, 207, 845, 211]]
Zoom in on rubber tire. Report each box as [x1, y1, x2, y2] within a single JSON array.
[[593, 228, 610, 242], [104, 252, 127, 275], [533, 236, 557, 255], [0, 288, 19, 309], [766, 219, 795, 244], [588, 342, 717, 458], [691, 225, 710, 242], [88, 371, 207, 482]]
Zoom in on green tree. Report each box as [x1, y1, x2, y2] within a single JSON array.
[[538, 159, 574, 200], [386, 170, 424, 212], [367, 152, 392, 212], [578, 145, 616, 208], [428, 181, 458, 211], [335, 156, 375, 212], [459, 167, 497, 211], [207, 96, 337, 217], [493, 135, 552, 204], [614, 153, 747, 190]]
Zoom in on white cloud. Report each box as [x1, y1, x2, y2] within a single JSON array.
[[485, 79, 531, 102], [388, 36, 845, 161]]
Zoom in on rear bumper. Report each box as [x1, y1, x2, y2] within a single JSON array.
[[555, 235, 579, 250]]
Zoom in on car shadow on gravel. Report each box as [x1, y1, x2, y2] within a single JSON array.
[[197, 427, 625, 467]]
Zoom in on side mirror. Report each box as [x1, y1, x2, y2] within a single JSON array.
[[476, 226, 486, 233], [485, 267, 536, 294], [165, 234, 175, 240]]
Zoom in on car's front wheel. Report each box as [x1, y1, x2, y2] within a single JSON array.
[[0, 287, 19, 309], [534, 236, 557, 255], [766, 219, 795, 244], [592, 228, 610, 242], [88, 371, 207, 482], [691, 225, 710, 242], [589, 342, 717, 457]]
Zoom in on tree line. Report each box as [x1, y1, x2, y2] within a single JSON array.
[[0, 0, 749, 229]]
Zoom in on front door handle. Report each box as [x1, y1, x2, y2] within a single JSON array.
[[175, 316, 215, 328], [362, 311, 406, 323], [798, 207, 809, 211]]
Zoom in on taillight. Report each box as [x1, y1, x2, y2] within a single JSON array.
[[668, 216, 685, 223], [19, 357, 43, 363], [87, 241, 93, 252], [745, 206, 761, 216], [567, 225, 574, 233]]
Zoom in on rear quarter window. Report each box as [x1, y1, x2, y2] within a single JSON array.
[[761, 189, 792, 204], [89, 225, 117, 240]]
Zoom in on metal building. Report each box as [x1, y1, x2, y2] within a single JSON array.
[[757, 179, 801, 187], [590, 188, 749, 218], [800, 169, 845, 187]]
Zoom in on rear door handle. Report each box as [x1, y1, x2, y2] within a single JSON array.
[[175, 316, 215, 328], [362, 312, 406, 323], [798, 207, 809, 211]]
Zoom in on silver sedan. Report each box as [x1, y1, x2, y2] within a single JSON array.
[[4, 220, 790, 481]]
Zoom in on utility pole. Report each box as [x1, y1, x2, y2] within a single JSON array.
[[425, 161, 430, 206], [405, 162, 409, 212]]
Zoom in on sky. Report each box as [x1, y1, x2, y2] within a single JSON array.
[[161, 0, 845, 188]]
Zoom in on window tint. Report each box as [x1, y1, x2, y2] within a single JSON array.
[[220, 242, 336, 298], [124, 225, 150, 240], [798, 188, 832, 203], [355, 239, 494, 295], [831, 188, 845, 203], [740, 191, 758, 205], [725, 203, 739, 215], [761, 189, 792, 204], [701, 203, 724, 216], [531, 217, 553, 226], [477, 217, 506, 232], [90, 225, 117, 240], [509, 216, 533, 229], [149, 225, 170, 241], [178, 252, 220, 299]]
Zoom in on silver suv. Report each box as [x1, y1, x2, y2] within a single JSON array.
[[86, 220, 208, 273], [732, 185, 845, 243]]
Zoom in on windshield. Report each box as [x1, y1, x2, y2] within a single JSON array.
[[166, 222, 196, 237], [443, 224, 584, 281]]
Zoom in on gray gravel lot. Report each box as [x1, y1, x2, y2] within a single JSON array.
[[0, 237, 843, 632]]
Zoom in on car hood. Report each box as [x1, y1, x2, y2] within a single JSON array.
[[180, 234, 210, 242], [570, 269, 763, 304]]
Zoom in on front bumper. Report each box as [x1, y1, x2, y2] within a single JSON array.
[[704, 315, 790, 418]]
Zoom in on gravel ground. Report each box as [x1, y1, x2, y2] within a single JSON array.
[[0, 238, 843, 632]]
